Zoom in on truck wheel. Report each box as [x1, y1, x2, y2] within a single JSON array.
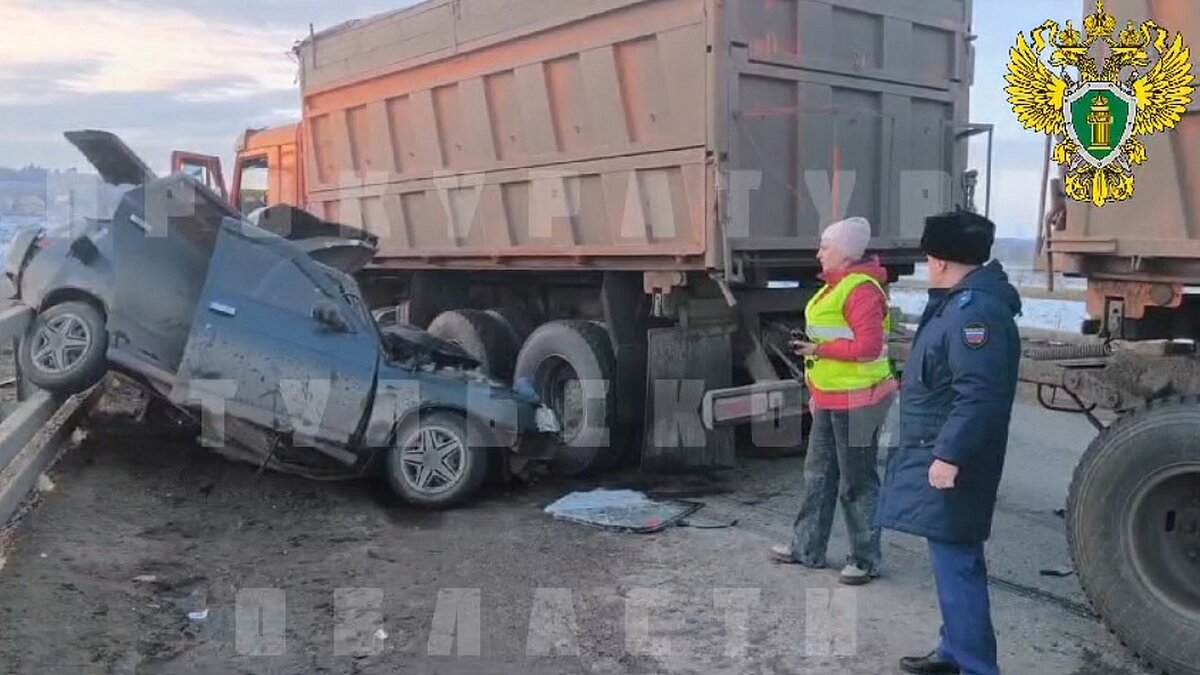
[[385, 411, 489, 509], [486, 307, 535, 350], [513, 320, 615, 476], [427, 309, 517, 382], [1067, 396, 1200, 675], [19, 301, 108, 395]]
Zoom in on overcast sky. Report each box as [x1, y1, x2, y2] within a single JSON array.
[[0, 0, 1082, 238]]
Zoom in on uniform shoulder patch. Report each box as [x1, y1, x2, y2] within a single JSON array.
[[958, 290, 974, 308], [962, 322, 989, 349]]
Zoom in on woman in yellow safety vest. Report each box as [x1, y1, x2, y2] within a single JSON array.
[[769, 217, 898, 586]]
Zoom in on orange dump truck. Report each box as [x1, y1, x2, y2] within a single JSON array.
[[190, 0, 979, 475]]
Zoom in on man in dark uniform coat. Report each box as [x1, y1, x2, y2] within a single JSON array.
[[878, 211, 1021, 675]]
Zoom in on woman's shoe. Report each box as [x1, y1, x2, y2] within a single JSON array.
[[838, 563, 875, 585], [768, 544, 795, 563]]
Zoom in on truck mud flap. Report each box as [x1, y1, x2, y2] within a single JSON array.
[[641, 326, 735, 472]]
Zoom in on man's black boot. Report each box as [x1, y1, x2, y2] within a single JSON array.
[[899, 651, 961, 674]]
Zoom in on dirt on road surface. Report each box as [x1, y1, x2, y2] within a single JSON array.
[[0, 391, 1152, 675]]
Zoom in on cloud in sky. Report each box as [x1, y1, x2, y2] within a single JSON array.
[[0, 0, 299, 98], [0, 0, 410, 170]]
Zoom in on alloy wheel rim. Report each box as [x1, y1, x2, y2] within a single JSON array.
[[31, 313, 92, 374], [399, 425, 466, 494]]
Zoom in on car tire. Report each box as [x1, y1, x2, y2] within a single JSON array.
[[19, 301, 108, 395], [513, 320, 616, 476], [1067, 396, 1200, 675], [385, 411, 489, 509], [427, 309, 517, 381]]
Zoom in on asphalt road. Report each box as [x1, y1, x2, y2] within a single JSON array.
[[0, 391, 1153, 674]]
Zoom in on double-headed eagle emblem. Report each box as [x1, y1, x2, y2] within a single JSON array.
[[1005, 0, 1196, 206]]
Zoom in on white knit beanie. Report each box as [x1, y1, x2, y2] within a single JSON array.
[[821, 217, 872, 260]]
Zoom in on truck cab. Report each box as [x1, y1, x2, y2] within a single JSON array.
[[172, 124, 304, 217]]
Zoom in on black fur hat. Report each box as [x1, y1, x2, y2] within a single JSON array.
[[921, 210, 996, 265]]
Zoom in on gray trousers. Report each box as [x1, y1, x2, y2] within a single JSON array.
[[790, 396, 893, 573]]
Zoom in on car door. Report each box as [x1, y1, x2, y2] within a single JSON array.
[[176, 217, 379, 451]]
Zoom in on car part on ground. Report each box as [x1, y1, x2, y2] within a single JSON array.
[[18, 301, 108, 394], [427, 309, 518, 382], [543, 488, 703, 533], [1067, 396, 1200, 675], [513, 320, 616, 476]]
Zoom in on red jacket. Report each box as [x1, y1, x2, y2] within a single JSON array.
[[807, 256, 899, 410]]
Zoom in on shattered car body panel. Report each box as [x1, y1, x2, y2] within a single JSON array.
[[9, 130, 560, 498], [175, 216, 379, 460]]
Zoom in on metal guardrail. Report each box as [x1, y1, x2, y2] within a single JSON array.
[[0, 304, 103, 526]]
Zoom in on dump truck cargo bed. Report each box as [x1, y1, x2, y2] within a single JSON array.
[[296, 0, 973, 273]]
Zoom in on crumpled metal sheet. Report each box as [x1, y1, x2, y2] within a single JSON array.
[[543, 489, 702, 534]]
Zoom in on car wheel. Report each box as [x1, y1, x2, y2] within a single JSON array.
[[427, 309, 518, 382], [385, 411, 489, 509], [513, 320, 616, 476], [19, 301, 108, 395]]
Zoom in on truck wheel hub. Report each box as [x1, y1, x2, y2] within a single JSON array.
[[1126, 464, 1200, 618]]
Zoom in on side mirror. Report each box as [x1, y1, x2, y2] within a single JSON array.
[[312, 301, 350, 333]]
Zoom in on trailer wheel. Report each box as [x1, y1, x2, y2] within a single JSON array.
[[514, 320, 616, 476], [19, 301, 108, 395], [427, 309, 517, 382], [1068, 396, 1200, 675]]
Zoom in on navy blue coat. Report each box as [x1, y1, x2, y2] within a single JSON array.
[[877, 261, 1022, 544]]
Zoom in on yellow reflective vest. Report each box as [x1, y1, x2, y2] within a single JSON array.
[[804, 272, 893, 392]]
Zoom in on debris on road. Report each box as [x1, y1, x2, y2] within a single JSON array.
[[1039, 565, 1075, 578], [131, 574, 157, 583], [544, 488, 701, 533], [678, 516, 739, 529], [35, 474, 54, 493]]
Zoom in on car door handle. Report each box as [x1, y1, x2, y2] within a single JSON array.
[[208, 301, 237, 317]]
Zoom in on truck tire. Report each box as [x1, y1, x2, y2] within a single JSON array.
[[1067, 396, 1200, 675], [486, 307, 535, 350], [513, 320, 616, 476], [427, 309, 517, 382], [19, 301, 109, 395], [386, 411, 489, 509]]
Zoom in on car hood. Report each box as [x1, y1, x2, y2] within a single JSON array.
[[250, 204, 378, 273], [64, 130, 155, 186]]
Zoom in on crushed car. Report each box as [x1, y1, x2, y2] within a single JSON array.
[[4, 130, 560, 508]]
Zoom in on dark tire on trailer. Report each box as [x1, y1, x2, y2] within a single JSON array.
[[513, 320, 616, 476], [1067, 396, 1200, 675], [427, 309, 518, 382], [19, 300, 109, 395], [385, 410, 489, 509], [486, 307, 535, 353]]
